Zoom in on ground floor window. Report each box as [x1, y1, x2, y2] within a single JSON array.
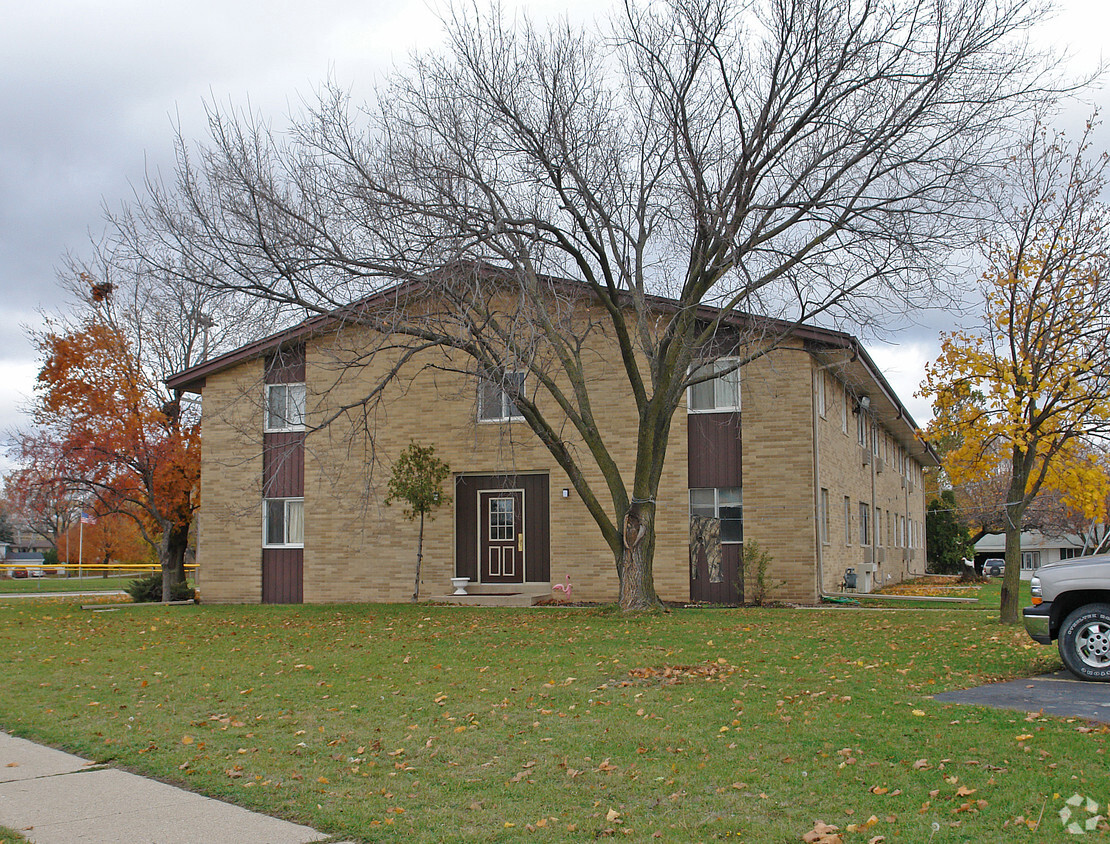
[[1060, 548, 1083, 560], [689, 487, 743, 543], [820, 488, 830, 544], [1021, 550, 1041, 571], [264, 498, 304, 547]]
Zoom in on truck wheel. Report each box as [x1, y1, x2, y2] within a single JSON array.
[[1059, 604, 1110, 681]]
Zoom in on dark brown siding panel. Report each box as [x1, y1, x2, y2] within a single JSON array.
[[454, 476, 479, 581], [264, 345, 306, 384], [262, 548, 303, 603], [687, 412, 742, 488], [689, 543, 741, 605], [523, 474, 550, 583], [263, 432, 305, 497], [455, 474, 549, 584]]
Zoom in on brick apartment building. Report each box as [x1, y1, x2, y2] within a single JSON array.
[[168, 295, 936, 606]]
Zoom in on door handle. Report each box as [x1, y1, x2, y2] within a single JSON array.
[[517, 533, 524, 552]]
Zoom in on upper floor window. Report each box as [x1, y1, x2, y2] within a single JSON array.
[[688, 360, 740, 413], [816, 372, 827, 418], [478, 371, 526, 422], [265, 383, 306, 432]]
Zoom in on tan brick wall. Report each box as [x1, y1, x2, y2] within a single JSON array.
[[193, 316, 925, 606], [815, 371, 929, 595], [195, 359, 265, 603], [739, 347, 819, 603], [291, 314, 690, 604]]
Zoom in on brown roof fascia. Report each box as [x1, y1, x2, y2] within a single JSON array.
[[165, 280, 426, 393], [166, 270, 938, 467]]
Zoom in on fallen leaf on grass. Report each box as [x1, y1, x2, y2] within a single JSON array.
[[847, 815, 878, 833], [802, 820, 842, 843]]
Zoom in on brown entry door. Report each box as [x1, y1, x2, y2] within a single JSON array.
[[479, 490, 525, 583]]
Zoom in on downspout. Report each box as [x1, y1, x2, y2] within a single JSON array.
[[812, 364, 825, 601]]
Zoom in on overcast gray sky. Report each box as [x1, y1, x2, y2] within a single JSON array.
[[1, 0, 1107, 460]]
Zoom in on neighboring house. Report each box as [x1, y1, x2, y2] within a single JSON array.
[[3, 550, 46, 577], [974, 531, 1091, 579], [7, 530, 52, 556], [168, 294, 937, 606]]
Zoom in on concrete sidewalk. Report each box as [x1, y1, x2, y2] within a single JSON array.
[[0, 732, 340, 843]]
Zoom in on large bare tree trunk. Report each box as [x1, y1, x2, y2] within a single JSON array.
[[619, 502, 661, 611], [159, 521, 190, 603]]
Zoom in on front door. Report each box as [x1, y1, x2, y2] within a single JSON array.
[[479, 489, 525, 583]]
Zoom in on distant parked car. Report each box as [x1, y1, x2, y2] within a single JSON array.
[[1023, 553, 1110, 681], [984, 558, 1005, 577]]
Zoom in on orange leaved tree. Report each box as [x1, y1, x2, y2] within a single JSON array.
[[25, 320, 199, 600], [921, 124, 1110, 623]]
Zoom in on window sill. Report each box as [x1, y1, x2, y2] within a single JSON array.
[[264, 426, 306, 434], [687, 408, 742, 415]]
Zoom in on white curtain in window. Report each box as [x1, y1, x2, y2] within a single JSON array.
[[286, 500, 304, 545]]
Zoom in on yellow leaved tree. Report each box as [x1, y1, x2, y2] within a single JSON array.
[[921, 122, 1110, 624]]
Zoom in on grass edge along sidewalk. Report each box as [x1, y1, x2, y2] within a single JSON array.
[[0, 600, 1104, 842]]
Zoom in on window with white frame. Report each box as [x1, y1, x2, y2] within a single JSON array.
[[264, 498, 304, 547], [875, 507, 882, 546], [478, 371, 526, 422], [844, 496, 852, 545], [841, 386, 849, 434], [820, 488, 830, 544], [265, 383, 306, 432], [689, 487, 743, 543], [817, 372, 827, 418], [687, 360, 741, 413], [859, 502, 870, 546]]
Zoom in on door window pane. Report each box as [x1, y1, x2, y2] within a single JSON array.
[[489, 497, 515, 540]]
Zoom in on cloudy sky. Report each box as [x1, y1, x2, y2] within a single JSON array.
[[1, 0, 1106, 459]]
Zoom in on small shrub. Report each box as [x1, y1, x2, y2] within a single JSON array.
[[126, 573, 195, 603], [741, 540, 783, 607]]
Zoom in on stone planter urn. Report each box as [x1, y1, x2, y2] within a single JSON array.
[[450, 577, 470, 596]]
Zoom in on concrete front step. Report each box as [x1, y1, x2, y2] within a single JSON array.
[[431, 592, 542, 607]]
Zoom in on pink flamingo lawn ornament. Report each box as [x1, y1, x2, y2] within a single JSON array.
[[551, 574, 573, 601]]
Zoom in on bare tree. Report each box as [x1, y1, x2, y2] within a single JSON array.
[[125, 0, 1061, 609]]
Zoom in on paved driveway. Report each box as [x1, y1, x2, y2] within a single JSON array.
[[934, 671, 1110, 723]]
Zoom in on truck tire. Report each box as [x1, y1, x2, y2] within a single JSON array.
[[1059, 603, 1110, 681]]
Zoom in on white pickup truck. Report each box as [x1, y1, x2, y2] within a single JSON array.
[[1023, 554, 1110, 681]]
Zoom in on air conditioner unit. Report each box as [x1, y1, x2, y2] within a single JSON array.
[[862, 448, 871, 466], [907, 480, 915, 493], [876, 547, 886, 564], [900, 476, 907, 489], [875, 456, 885, 474], [863, 546, 874, 564]]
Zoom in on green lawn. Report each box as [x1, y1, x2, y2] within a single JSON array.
[[0, 600, 1104, 842], [857, 577, 1033, 610], [0, 575, 135, 594]]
